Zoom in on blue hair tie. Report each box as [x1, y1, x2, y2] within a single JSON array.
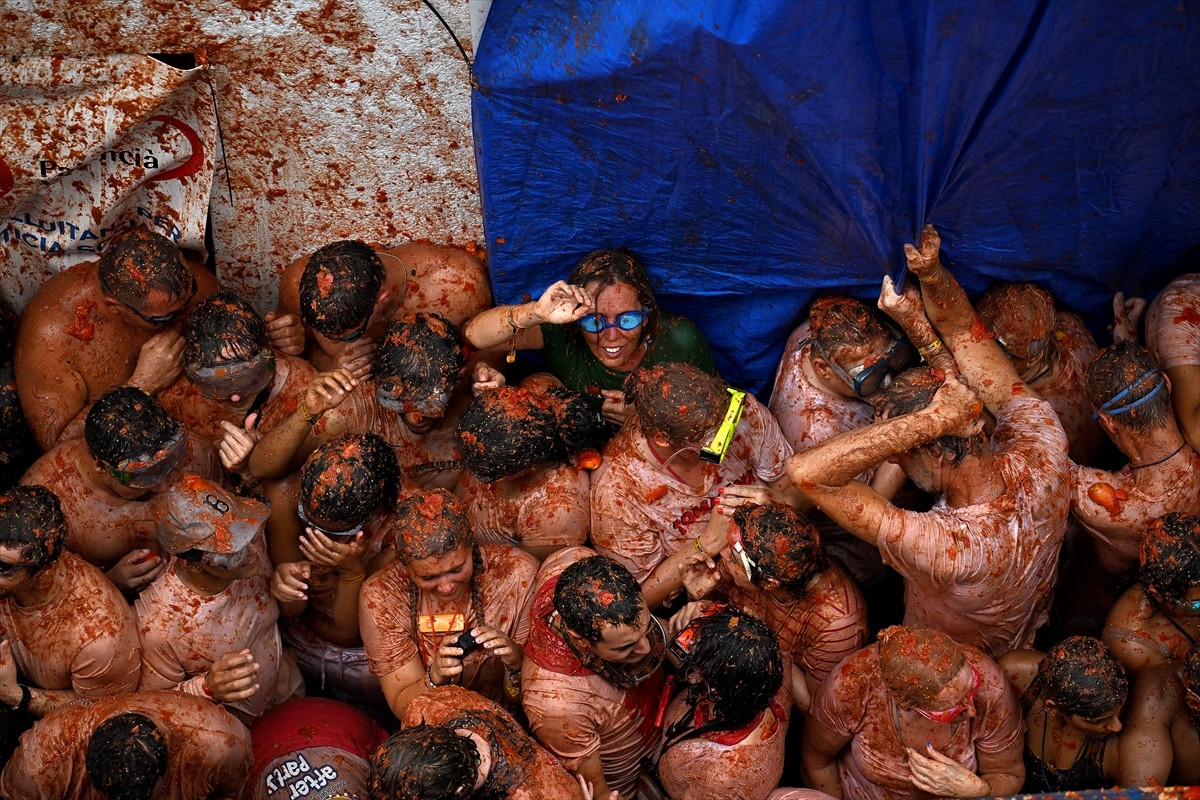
[[1093, 370, 1165, 419]]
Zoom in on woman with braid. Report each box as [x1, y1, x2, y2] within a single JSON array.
[[359, 489, 539, 721], [999, 637, 1127, 792]]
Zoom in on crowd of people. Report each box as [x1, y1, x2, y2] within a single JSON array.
[[0, 222, 1197, 799]]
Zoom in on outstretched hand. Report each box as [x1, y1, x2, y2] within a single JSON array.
[[903, 224, 942, 280], [1110, 291, 1146, 344]]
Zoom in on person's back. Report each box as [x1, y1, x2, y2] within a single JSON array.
[[0, 691, 252, 800], [1117, 643, 1200, 787]]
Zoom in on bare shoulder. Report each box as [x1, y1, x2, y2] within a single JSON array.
[[383, 241, 493, 326], [18, 263, 93, 329]]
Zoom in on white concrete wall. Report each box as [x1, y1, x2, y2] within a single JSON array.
[[1, 0, 482, 310]]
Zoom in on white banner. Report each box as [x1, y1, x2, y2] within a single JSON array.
[[0, 54, 217, 309]]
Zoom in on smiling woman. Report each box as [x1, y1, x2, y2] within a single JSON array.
[[359, 489, 539, 720], [462, 248, 717, 433]]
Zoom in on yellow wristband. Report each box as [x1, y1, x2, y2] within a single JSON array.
[[917, 339, 943, 358], [299, 402, 318, 426], [693, 537, 705, 555]]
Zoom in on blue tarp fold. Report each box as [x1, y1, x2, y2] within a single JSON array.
[[473, 0, 1200, 395]]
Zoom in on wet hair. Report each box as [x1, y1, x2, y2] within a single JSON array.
[[183, 290, 269, 371], [0, 364, 36, 491], [440, 708, 534, 794], [1085, 341, 1170, 432], [374, 313, 464, 412], [97, 226, 192, 311], [977, 283, 1056, 360], [1184, 641, 1200, 698], [876, 367, 982, 464], [808, 296, 894, 366], [298, 240, 384, 336], [1033, 636, 1128, 718], [369, 725, 479, 800], [85, 712, 169, 800], [678, 607, 783, 731], [0, 485, 67, 569], [1139, 512, 1200, 603], [84, 388, 182, 469], [731, 502, 828, 596], [565, 247, 661, 349], [457, 385, 603, 483], [877, 625, 966, 707], [554, 556, 644, 642], [625, 362, 727, 449], [391, 490, 489, 650], [299, 434, 400, 531], [390, 489, 472, 564]]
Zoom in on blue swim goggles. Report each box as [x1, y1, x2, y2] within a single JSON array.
[[577, 307, 649, 334]]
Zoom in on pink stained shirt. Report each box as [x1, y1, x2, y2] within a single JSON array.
[[590, 394, 792, 584], [721, 559, 868, 686], [657, 677, 792, 800], [0, 550, 140, 697], [135, 539, 303, 725], [520, 547, 668, 800], [1146, 273, 1200, 369], [359, 542, 538, 705], [766, 321, 885, 582], [809, 644, 1023, 800], [462, 462, 590, 552], [877, 395, 1070, 656]]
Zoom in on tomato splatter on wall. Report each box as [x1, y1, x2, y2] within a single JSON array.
[[0, 0, 482, 312]]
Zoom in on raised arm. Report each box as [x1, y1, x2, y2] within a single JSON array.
[[463, 281, 595, 352], [877, 275, 958, 376], [905, 225, 1030, 412], [788, 377, 982, 491]]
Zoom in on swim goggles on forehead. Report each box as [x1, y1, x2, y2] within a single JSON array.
[[699, 388, 746, 465], [188, 349, 276, 401], [577, 307, 649, 334], [104, 430, 189, 489], [297, 498, 366, 540], [814, 327, 915, 399], [1093, 370, 1165, 419]]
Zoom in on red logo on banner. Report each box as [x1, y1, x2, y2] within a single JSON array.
[[0, 158, 12, 197], [146, 115, 203, 183]]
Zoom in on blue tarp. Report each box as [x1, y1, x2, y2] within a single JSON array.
[[472, 0, 1200, 396]]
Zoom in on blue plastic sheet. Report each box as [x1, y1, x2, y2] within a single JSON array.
[[472, 0, 1200, 396]]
